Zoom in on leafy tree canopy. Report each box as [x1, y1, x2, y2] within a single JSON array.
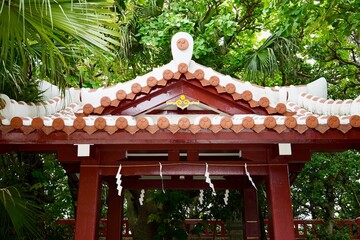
[[0, 0, 359, 239], [0, 0, 120, 100]]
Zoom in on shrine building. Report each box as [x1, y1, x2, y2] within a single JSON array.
[[0, 32, 359, 240]]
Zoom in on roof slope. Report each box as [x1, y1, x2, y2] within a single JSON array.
[[0, 32, 359, 137]]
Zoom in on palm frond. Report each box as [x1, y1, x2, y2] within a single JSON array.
[[0, 186, 42, 238], [0, 0, 120, 98], [243, 31, 297, 85]]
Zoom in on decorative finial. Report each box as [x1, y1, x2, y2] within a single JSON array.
[[176, 38, 189, 50], [171, 32, 193, 66]]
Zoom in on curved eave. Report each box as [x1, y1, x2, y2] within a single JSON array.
[[1, 128, 359, 149]]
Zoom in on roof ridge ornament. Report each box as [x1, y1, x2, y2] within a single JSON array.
[[166, 95, 199, 110], [171, 32, 193, 66]]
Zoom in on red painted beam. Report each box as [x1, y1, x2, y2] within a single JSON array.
[[99, 162, 270, 176], [1, 129, 359, 148], [96, 143, 272, 151]]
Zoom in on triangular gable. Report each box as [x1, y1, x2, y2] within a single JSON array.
[[89, 77, 273, 116], [0, 32, 359, 136]]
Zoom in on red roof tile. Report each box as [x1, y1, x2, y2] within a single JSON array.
[[0, 33, 359, 138]]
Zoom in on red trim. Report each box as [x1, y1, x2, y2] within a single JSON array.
[[243, 187, 261, 238], [74, 165, 101, 240], [106, 178, 124, 240], [266, 165, 295, 240]]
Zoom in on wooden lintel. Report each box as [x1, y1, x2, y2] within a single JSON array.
[[62, 163, 80, 173], [57, 145, 79, 162], [289, 163, 306, 184], [286, 147, 311, 162], [2, 129, 358, 147], [242, 149, 268, 162], [99, 150, 126, 164], [0, 145, 16, 154], [18, 144, 63, 153], [187, 150, 199, 161], [168, 150, 180, 161], [288, 163, 306, 172], [99, 163, 274, 176]]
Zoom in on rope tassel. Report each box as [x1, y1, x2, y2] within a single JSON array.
[[245, 163, 257, 190], [116, 164, 123, 196], [205, 163, 216, 195], [224, 189, 229, 205], [139, 189, 145, 205], [199, 189, 204, 204], [159, 162, 165, 193]]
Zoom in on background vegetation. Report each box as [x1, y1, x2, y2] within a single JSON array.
[[0, 0, 359, 239]]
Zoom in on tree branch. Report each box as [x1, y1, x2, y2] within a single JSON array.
[[225, 0, 261, 48], [296, 72, 312, 79], [326, 44, 360, 68]]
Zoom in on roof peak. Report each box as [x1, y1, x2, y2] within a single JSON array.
[[171, 32, 194, 66], [1, 32, 359, 120]]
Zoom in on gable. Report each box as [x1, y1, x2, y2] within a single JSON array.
[[92, 77, 271, 116]]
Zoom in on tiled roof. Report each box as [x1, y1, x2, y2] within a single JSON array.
[[0, 32, 359, 136], [1, 114, 359, 136]]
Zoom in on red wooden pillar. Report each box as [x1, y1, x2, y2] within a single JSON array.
[[243, 186, 261, 239], [266, 165, 295, 240], [106, 178, 124, 240], [75, 165, 102, 240]]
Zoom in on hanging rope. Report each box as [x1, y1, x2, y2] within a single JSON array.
[[159, 162, 165, 193], [224, 189, 229, 205], [115, 164, 123, 196], [245, 163, 257, 190], [139, 189, 145, 205], [199, 189, 204, 204], [205, 163, 216, 195]]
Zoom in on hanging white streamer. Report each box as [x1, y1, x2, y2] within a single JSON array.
[[116, 164, 123, 196], [245, 163, 257, 190], [223, 189, 229, 205], [139, 189, 145, 205], [159, 162, 165, 193], [205, 163, 216, 195], [199, 189, 204, 204]]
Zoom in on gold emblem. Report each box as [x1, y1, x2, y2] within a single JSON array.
[[166, 95, 199, 110]]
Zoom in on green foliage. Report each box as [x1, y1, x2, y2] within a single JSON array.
[[147, 190, 192, 239], [268, 0, 360, 98], [242, 30, 298, 86], [292, 151, 360, 237], [0, 186, 42, 239], [70, 0, 264, 87], [74, 0, 360, 98], [145, 189, 242, 239], [1, 0, 360, 239], [0, 0, 120, 100], [0, 78, 43, 104], [0, 153, 74, 239], [2, 0, 358, 99], [135, 0, 263, 76]]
